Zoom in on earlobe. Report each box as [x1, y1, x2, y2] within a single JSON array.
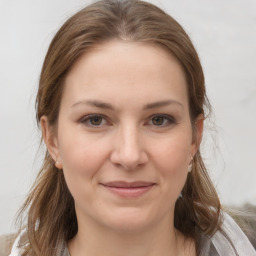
[[40, 116, 61, 167], [55, 160, 63, 169]]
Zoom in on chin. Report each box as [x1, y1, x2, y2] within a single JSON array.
[[100, 207, 158, 233]]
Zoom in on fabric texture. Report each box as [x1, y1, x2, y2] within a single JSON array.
[[210, 212, 256, 255], [0, 234, 17, 256], [8, 212, 256, 256]]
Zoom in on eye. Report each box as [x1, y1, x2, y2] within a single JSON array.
[[149, 115, 176, 127], [152, 116, 165, 126], [80, 114, 107, 127]]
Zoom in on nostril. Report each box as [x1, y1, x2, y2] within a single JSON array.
[[110, 149, 148, 170], [109, 128, 148, 170]]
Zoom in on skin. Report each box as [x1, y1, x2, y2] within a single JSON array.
[[41, 40, 203, 256]]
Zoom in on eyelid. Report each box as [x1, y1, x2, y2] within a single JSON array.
[[79, 114, 110, 127], [78, 113, 176, 128], [147, 114, 177, 127]]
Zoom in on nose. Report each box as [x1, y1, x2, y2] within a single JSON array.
[[110, 125, 148, 170]]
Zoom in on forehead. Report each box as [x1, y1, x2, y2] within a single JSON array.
[[62, 40, 188, 110]]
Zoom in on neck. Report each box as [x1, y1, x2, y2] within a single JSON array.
[[68, 214, 193, 256]]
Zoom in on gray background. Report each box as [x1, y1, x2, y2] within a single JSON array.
[[0, 0, 256, 235]]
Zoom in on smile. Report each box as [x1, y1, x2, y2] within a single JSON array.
[[100, 181, 156, 198]]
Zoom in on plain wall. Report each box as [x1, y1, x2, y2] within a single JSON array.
[[0, 0, 255, 235]]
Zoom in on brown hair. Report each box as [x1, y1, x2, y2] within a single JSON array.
[[18, 0, 222, 255]]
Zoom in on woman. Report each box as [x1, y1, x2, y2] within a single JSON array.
[[8, 0, 256, 255]]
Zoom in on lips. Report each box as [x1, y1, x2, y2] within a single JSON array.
[[100, 181, 156, 198], [102, 181, 156, 188]]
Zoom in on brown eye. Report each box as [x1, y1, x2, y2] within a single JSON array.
[[149, 115, 176, 127], [152, 116, 164, 126], [80, 115, 107, 127], [89, 116, 103, 126]]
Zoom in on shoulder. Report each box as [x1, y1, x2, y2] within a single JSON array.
[[0, 234, 18, 256], [211, 211, 256, 255], [228, 205, 256, 249]]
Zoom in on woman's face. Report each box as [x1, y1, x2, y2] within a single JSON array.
[[42, 40, 202, 233]]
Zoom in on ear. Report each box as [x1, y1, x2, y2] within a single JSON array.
[[192, 114, 204, 156], [40, 116, 62, 169]]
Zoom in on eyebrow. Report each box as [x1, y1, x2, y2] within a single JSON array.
[[143, 100, 183, 110], [72, 100, 114, 110], [71, 99, 183, 110]]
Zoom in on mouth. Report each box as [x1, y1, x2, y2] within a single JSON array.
[[100, 181, 156, 198]]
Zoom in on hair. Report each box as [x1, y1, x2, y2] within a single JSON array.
[[17, 0, 223, 255]]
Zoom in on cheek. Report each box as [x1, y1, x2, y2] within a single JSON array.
[[58, 133, 111, 208], [153, 135, 191, 169], [58, 131, 110, 182], [150, 135, 191, 193]]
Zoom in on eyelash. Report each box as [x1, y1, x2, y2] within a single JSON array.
[[79, 114, 176, 128], [148, 114, 176, 127], [79, 114, 109, 127]]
